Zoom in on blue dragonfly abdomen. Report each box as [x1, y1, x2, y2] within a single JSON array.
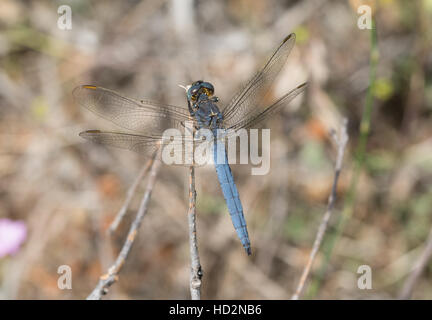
[[213, 140, 251, 255]]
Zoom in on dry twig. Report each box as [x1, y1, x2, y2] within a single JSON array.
[[108, 159, 154, 234], [399, 225, 432, 299], [188, 166, 202, 299], [291, 118, 349, 300], [87, 153, 160, 300]]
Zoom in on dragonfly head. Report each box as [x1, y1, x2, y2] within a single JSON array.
[[187, 80, 215, 103]]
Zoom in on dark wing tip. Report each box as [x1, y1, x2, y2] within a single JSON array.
[[79, 130, 101, 138], [245, 246, 252, 256], [297, 82, 308, 89], [282, 33, 296, 44]]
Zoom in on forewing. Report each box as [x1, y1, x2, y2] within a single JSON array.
[[228, 82, 307, 130], [73, 85, 192, 134], [222, 34, 296, 128]]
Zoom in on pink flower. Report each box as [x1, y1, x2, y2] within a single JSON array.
[[0, 219, 27, 258]]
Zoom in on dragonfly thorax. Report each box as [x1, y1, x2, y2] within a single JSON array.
[[192, 98, 223, 130]]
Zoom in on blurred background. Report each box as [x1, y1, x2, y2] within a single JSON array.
[[1, 0, 432, 299]]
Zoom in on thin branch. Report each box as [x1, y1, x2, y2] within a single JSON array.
[[399, 225, 432, 299], [108, 158, 154, 234], [291, 118, 349, 300], [188, 165, 202, 300], [87, 153, 160, 300], [308, 18, 378, 298]]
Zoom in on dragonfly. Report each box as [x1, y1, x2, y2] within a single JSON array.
[[74, 33, 307, 255]]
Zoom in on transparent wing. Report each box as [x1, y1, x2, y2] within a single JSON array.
[[222, 34, 296, 129], [79, 130, 214, 167], [73, 85, 193, 135], [227, 82, 307, 131], [80, 130, 162, 155]]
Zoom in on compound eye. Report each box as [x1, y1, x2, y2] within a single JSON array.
[[203, 87, 214, 97], [201, 82, 214, 97]]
